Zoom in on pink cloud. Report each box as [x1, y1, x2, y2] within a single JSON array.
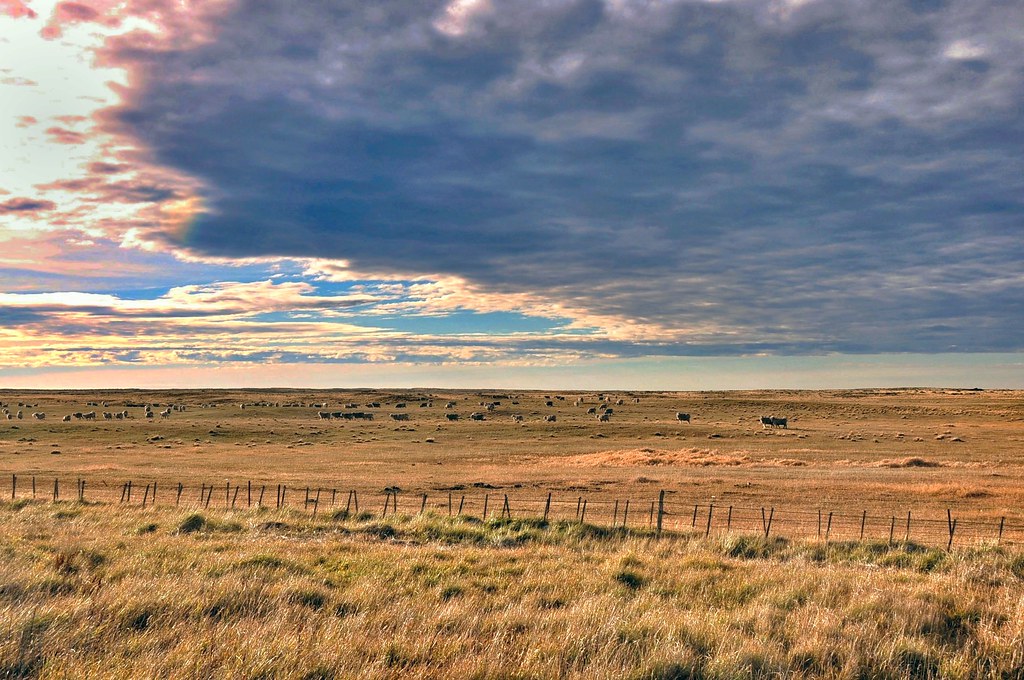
[[0, 197, 57, 213], [42, 1, 122, 39], [45, 126, 88, 144], [15, 116, 38, 128], [0, 0, 36, 19]]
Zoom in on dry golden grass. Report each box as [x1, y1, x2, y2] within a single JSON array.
[[0, 500, 1022, 678]]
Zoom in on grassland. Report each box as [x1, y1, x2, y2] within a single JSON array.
[[0, 388, 1022, 677]]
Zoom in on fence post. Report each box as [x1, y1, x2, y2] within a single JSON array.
[[580, 498, 587, 524], [458, 495, 465, 515], [623, 500, 630, 529], [141, 483, 150, 508], [817, 509, 822, 539], [727, 506, 733, 532], [153, 482, 157, 506], [826, 512, 833, 543], [32, 476, 36, 499], [860, 510, 867, 541], [448, 492, 453, 517], [947, 509, 957, 551], [381, 491, 390, 518], [205, 485, 212, 508], [420, 493, 427, 515], [692, 504, 698, 528], [648, 501, 655, 528], [353, 490, 358, 514], [305, 487, 310, 509], [656, 490, 665, 535], [502, 494, 510, 519], [889, 516, 895, 546], [226, 481, 230, 508], [998, 517, 1005, 545], [544, 492, 551, 522], [345, 491, 353, 515], [177, 482, 183, 506], [232, 486, 240, 509], [10, 474, 14, 500], [313, 489, 321, 518], [765, 507, 774, 538], [705, 503, 713, 538], [905, 511, 911, 543], [483, 494, 489, 520], [126, 480, 132, 503], [576, 496, 582, 521], [53, 478, 59, 502], [331, 488, 336, 507], [282, 485, 287, 508]]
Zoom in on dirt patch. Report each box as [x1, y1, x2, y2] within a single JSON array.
[[874, 457, 942, 468]]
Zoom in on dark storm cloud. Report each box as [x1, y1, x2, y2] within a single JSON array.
[[107, 0, 1024, 353]]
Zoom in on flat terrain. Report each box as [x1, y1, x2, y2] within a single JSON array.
[[1, 388, 1022, 542], [1, 388, 1023, 678]]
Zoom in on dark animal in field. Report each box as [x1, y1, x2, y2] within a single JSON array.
[[676, 412, 690, 423]]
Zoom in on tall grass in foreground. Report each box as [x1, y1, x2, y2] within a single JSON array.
[[0, 500, 1021, 679]]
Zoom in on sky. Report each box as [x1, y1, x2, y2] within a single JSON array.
[[0, 0, 1022, 389]]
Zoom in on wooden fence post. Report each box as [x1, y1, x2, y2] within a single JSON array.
[[177, 482, 183, 506], [817, 509, 822, 539], [126, 480, 132, 503], [457, 495, 464, 515], [331, 488, 336, 507], [448, 492, 453, 517], [32, 476, 36, 499], [281, 485, 287, 508], [727, 506, 733, 532], [544, 492, 551, 522], [483, 494, 489, 520], [153, 482, 157, 506], [225, 481, 230, 508], [420, 493, 427, 515], [231, 486, 239, 509], [10, 474, 14, 500], [313, 489, 321, 517], [691, 504, 698, 528], [580, 498, 587, 524], [648, 502, 655, 528], [353, 490, 358, 514], [860, 510, 867, 541], [345, 490, 353, 515], [905, 511, 911, 543], [705, 503, 713, 538], [825, 512, 833, 543], [258, 485, 265, 508], [205, 485, 212, 508], [576, 496, 582, 521], [381, 491, 390, 518], [53, 478, 59, 502], [656, 490, 665, 535], [141, 483, 150, 508], [947, 509, 957, 551], [998, 517, 1005, 545], [623, 500, 630, 529], [889, 516, 895, 546], [502, 494, 510, 519]]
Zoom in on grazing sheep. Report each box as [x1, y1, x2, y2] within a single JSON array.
[[676, 412, 690, 423], [544, 415, 556, 422]]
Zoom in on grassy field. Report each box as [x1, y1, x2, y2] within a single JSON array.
[[0, 388, 1022, 677]]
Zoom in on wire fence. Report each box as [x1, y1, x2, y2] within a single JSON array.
[[5, 473, 1022, 549]]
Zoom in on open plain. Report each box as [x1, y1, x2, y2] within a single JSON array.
[[1, 388, 1022, 678]]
